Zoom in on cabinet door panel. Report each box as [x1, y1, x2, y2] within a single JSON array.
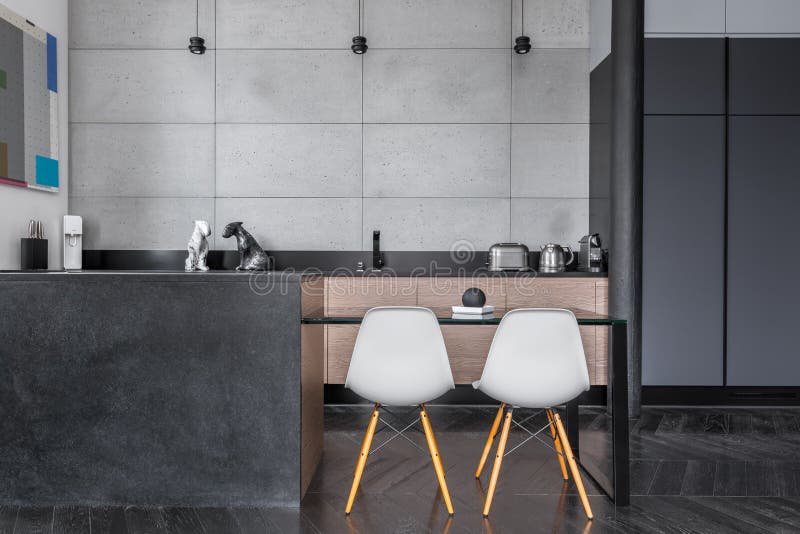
[[326, 324, 359, 384], [644, 38, 726, 115], [506, 278, 596, 313], [727, 117, 800, 386], [729, 39, 800, 115], [643, 116, 725, 385], [418, 277, 507, 317], [325, 277, 416, 316]]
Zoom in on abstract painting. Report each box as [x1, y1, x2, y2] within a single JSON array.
[[0, 4, 59, 192]]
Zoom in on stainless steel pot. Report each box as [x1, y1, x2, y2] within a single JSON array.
[[539, 243, 574, 273]]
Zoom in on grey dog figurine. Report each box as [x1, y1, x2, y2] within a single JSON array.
[[222, 222, 273, 271]]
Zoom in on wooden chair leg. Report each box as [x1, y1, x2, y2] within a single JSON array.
[[546, 409, 569, 481], [420, 404, 455, 516], [483, 407, 513, 517], [552, 412, 593, 520], [345, 403, 380, 515], [475, 403, 506, 478]]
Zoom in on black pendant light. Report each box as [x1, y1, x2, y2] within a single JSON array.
[[514, 0, 531, 54], [188, 0, 206, 54], [352, 0, 368, 54]]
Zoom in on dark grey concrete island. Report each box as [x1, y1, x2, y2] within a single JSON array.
[[0, 271, 323, 507]]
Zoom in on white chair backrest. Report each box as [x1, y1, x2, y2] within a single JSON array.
[[345, 307, 455, 406], [478, 308, 591, 408]]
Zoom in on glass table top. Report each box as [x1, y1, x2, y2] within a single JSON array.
[[302, 311, 626, 325]]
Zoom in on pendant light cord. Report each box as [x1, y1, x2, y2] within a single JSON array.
[[521, 0, 524, 35], [358, 0, 362, 35], [196, 0, 199, 35]]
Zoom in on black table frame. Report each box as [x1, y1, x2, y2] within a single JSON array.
[[302, 315, 630, 505]]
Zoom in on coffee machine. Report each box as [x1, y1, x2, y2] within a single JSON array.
[[63, 215, 83, 270], [578, 234, 603, 272]]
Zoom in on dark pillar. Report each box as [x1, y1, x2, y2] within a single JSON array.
[[609, 0, 644, 416]]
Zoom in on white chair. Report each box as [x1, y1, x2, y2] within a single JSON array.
[[473, 308, 593, 519], [344, 306, 456, 516]]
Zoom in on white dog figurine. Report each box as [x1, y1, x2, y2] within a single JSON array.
[[185, 220, 211, 271]]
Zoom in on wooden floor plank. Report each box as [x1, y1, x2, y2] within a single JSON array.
[[13, 507, 52, 534], [648, 461, 688, 495], [680, 460, 716, 496], [52, 507, 89, 534], [0, 506, 18, 534], [161, 508, 203, 534], [192, 509, 239, 534], [124, 507, 165, 534], [714, 462, 748, 497], [90, 507, 128, 534]]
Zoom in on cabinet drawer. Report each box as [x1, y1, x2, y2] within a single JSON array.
[[440, 325, 496, 384], [326, 277, 416, 316], [506, 279, 596, 313], [326, 324, 359, 384], [418, 277, 507, 317]]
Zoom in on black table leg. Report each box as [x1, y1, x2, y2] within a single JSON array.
[[566, 400, 579, 458], [611, 321, 630, 505]]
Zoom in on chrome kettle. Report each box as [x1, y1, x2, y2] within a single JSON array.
[[539, 243, 574, 273]]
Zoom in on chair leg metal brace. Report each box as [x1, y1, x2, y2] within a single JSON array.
[[477, 406, 593, 520], [420, 404, 455, 516], [345, 403, 380, 515]]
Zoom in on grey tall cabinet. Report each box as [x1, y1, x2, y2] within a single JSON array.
[[642, 39, 726, 386], [643, 38, 800, 387]]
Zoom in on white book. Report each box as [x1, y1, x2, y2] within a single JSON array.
[[452, 313, 495, 320], [451, 305, 495, 315]]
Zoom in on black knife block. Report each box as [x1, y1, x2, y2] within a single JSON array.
[[20, 238, 48, 270]]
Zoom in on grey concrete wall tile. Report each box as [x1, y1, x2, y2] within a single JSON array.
[[644, 0, 725, 34], [512, 49, 588, 123], [364, 50, 510, 123], [515, 0, 589, 48], [70, 50, 215, 123], [364, 124, 509, 198], [216, 124, 361, 197], [511, 124, 589, 197], [69, 0, 215, 49], [216, 0, 355, 49], [510, 198, 588, 249], [362, 198, 510, 251], [70, 124, 215, 197], [726, 0, 800, 33], [216, 50, 361, 123], [366, 0, 510, 48], [70, 197, 215, 249], [216, 198, 362, 250]]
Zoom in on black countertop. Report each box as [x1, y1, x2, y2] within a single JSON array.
[[76, 250, 608, 278], [0, 268, 607, 280]]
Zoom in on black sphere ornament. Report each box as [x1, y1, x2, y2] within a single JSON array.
[[189, 36, 206, 54], [351, 35, 368, 54], [462, 287, 487, 308], [514, 35, 531, 54]]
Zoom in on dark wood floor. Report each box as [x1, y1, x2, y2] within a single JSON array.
[[3, 406, 800, 533]]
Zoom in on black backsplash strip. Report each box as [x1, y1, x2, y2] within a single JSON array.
[[82, 249, 607, 277]]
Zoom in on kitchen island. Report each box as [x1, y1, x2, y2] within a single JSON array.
[[0, 268, 612, 507], [0, 271, 324, 507]]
